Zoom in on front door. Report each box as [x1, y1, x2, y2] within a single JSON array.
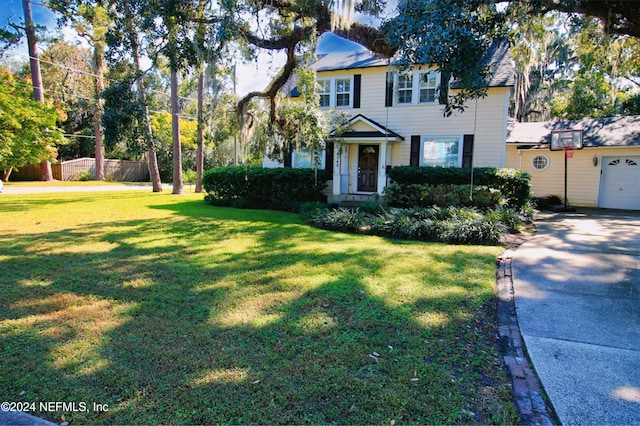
[[358, 145, 379, 192]]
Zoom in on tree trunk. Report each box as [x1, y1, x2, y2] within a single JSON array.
[[124, 3, 162, 192], [22, 0, 53, 182], [3, 168, 12, 182], [195, 70, 205, 193], [93, 41, 106, 181], [171, 69, 184, 194]]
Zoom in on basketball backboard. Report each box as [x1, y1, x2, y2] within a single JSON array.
[[550, 129, 583, 151]]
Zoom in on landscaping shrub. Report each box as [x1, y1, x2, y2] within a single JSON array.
[[305, 205, 510, 245], [383, 182, 499, 208], [533, 194, 563, 210], [203, 166, 330, 212], [386, 166, 531, 208]]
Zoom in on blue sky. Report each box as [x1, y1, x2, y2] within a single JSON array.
[[0, 1, 372, 95]]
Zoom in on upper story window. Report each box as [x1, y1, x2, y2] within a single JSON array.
[[318, 80, 331, 107], [336, 79, 351, 107], [419, 72, 438, 103], [393, 70, 440, 105], [397, 74, 413, 104], [317, 77, 353, 108]]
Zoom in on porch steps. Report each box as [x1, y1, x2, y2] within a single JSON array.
[[328, 193, 383, 207]]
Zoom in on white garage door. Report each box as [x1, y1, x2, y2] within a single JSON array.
[[599, 156, 640, 210]]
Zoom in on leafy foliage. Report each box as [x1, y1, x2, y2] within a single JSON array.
[[383, 0, 506, 116], [0, 69, 66, 174], [305, 205, 513, 245], [203, 166, 330, 212], [383, 183, 499, 209], [386, 166, 531, 208]]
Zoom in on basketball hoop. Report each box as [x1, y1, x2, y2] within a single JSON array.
[[550, 129, 583, 212], [550, 129, 583, 151]]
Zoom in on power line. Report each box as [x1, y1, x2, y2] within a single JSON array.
[[5, 50, 201, 103]]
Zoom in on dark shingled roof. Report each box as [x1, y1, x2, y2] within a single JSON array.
[[507, 116, 640, 148], [310, 39, 515, 88]]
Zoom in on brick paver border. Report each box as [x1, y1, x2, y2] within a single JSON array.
[[496, 251, 558, 425]]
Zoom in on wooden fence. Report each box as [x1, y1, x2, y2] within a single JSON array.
[[10, 158, 149, 182]]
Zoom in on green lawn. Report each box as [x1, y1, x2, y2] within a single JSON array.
[[0, 191, 518, 424]]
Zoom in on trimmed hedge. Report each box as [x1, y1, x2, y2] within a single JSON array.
[[203, 166, 330, 212], [383, 183, 500, 208], [386, 166, 531, 208]]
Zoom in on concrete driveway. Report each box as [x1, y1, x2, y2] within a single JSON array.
[[511, 209, 640, 425]]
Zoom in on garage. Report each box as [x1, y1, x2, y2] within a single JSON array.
[[599, 156, 640, 210]]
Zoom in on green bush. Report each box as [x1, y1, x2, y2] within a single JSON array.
[[305, 205, 511, 245], [383, 182, 499, 208], [386, 166, 531, 208], [533, 195, 563, 210], [203, 166, 330, 212], [183, 169, 197, 185], [74, 170, 94, 181]]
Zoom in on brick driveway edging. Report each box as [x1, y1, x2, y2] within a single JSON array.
[[496, 250, 558, 425]]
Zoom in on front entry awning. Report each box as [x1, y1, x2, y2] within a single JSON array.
[[330, 114, 404, 143]]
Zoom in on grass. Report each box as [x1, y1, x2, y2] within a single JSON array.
[[0, 190, 519, 424]]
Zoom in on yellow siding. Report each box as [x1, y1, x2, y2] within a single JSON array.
[[511, 146, 640, 207], [317, 67, 510, 168]]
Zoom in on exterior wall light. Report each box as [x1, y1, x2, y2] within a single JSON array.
[[593, 155, 598, 167]]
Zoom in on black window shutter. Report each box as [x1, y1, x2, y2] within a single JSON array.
[[410, 135, 420, 167], [462, 134, 474, 168], [439, 72, 449, 105], [385, 72, 394, 107], [324, 142, 334, 178], [353, 74, 361, 109]]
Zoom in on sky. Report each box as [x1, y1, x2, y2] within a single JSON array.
[[0, 0, 378, 96]]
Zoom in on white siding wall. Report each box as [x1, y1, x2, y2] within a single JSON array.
[[318, 67, 510, 168]]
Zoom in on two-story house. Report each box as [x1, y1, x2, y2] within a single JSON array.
[[265, 37, 515, 204]]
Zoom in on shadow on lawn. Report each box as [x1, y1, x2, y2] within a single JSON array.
[[0, 200, 517, 425]]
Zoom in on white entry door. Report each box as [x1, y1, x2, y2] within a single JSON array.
[[599, 156, 640, 210]]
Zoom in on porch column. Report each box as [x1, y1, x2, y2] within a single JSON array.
[[377, 141, 388, 194], [339, 145, 349, 194], [332, 143, 341, 196]]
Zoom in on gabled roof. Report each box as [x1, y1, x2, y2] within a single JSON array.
[[331, 114, 404, 142], [507, 116, 640, 148], [310, 38, 515, 88]]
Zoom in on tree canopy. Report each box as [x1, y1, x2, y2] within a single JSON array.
[[0, 69, 66, 178]]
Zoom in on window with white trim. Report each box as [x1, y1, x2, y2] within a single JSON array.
[[421, 136, 462, 167], [531, 154, 549, 171], [397, 73, 413, 104], [317, 77, 353, 108], [419, 72, 438, 103], [394, 70, 440, 105], [336, 78, 351, 107], [318, 80, 331, 107], [294, 148, 313, 168]]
